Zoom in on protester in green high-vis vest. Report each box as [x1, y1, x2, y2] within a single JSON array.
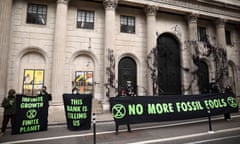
[[0, 89, 17, 136]]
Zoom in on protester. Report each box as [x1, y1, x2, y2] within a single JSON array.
[[117, 89, 127, 97], [225, 86, 234, 95], [209, 80, 219, 93], [115, 89, 131, 135], [224, 86, 234, 120], [72, 87, 79, 94], [39, 86, 52, 106], [126, 81, 134, 96], [72, 81, 79, 94], [0, 89, 17, 136]]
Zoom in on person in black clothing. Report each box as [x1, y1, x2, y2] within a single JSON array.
[[117, 89, 127, 97], [115, 89, 131, 135], [39, 86, 52, 106], [72, 87, 79, 94], [0, 89, 17, 136], [210, 80, 219, 93], [224, 86, 234, 120]]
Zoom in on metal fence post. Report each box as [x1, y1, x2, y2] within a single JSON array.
[[92, 113, 96, 144], [207, 107, 214, 134]]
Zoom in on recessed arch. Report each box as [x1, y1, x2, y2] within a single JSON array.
[[197, 60, 210, 94], [19, 51, 46, 95], [157, 33, 181, 95], [70, 50, 97, 95], [118, 56, 137, 95], [18, 47, 48, 62], [228, 60, 238, 95]]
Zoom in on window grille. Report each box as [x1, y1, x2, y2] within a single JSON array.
[[197, 26, 207, 42], [77, 10, 95, 29], [23, 69, 44, 96], [120, 15, 135, 34], [26, 3, 47, 25], [225, 30, 232, 45]]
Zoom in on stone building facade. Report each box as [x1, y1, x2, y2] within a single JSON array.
[[0, 0, 240, 113]]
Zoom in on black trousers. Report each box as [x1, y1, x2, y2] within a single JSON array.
[[224, 113, 231, 120], [115, 123, 131, 135], [1, 114, 15, 133]]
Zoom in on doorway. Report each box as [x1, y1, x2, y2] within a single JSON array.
[[118, 57, 137, 95], [157, 33, 181, 95], [197, 61, 210, 94]]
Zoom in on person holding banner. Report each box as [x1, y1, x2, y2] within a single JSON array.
[[210, 80, 219, 93], [115, 89, 131, 135], [39, 86, 52, 106], [0, 89, 17, 136], [117, 89, 127, 97], [224, 86, 233, 120]]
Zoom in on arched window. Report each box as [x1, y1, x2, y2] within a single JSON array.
[[20, 52, 46, 96], [72, 55, 94, 94], [118, 57, 137, 95]]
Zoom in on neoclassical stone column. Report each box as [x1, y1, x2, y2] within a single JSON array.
[[0, 0, 13, 97], [187, 13, 199, 94], [51, 0, 69, 104], [102, 0, 118, 110], [216, 18, 226, 50], [236, 24, 240, 97], [187, 13, 198, 43], [145, 5, 158, 95], [216, 18, 227, 90]]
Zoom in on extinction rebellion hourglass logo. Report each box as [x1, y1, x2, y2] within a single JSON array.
[[26, 109, 37, 119], [112, 104, 126, 119], [227, 97, 238, 108]]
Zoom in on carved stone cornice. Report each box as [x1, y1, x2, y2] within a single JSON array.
[[150, 0, 240, 20], [145, 5, 158, 16], [57, 0, 69, 4], [187, 13, 199, 24], [103, 0, 118, 10]]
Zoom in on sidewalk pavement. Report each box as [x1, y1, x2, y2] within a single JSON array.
[[48, 112, 114, 125]]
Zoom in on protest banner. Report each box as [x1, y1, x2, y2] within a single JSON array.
[[110, 93, 239, 125], [63, 94, 92, 131], [12, 95, 48, 134]]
